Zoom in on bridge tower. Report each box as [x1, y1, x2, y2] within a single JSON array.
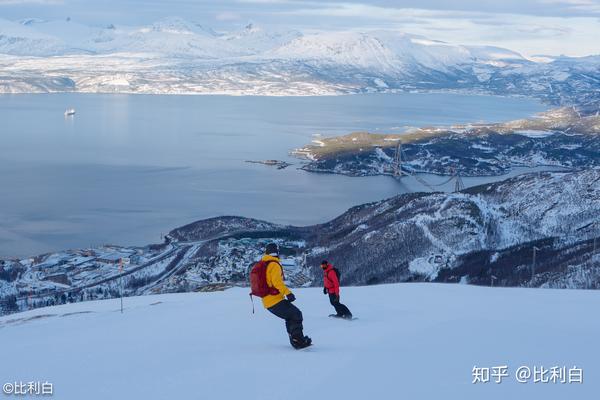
[[393, 141, 403, 178], [454, 169, 464, 192]]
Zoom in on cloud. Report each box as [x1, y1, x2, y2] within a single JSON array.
[[280, 3, 492, 20], [538, 0, 600, 13]]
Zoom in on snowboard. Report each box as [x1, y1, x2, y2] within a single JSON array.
[[291, 340, 313, 350], [295, 342, 313, 350], [329, 314, 358, 321], [290, 336, 313, 350]]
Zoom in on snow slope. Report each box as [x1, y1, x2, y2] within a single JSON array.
[[0, 18, 66, 56], [1, 284, 598, 399]]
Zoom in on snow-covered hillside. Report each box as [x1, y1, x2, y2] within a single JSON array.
[[0, 17, 598, 107], [1, 284, 598, 399], [163, 168, 599, 290], [1, 169, 599, 316]]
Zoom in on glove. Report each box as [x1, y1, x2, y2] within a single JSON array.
[[286, 293, 296, 302], [323, 287, 327, 295]]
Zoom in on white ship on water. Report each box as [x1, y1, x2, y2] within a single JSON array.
[[64, 108, 76, 116]]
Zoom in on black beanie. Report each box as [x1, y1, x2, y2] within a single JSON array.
[[265, 243, 279, 255]]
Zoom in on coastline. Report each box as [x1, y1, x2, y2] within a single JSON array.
[[291, 107, 600, 178]]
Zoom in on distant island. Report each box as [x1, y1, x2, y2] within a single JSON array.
[[245, 160, 292, 169]]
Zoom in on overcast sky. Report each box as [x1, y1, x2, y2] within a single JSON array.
[[1, 0, 599, 57]]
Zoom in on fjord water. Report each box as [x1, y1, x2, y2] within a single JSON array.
[[1, 93, 545, 257]]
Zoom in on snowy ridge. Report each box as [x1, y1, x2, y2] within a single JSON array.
[[0, 18, 67, 56]]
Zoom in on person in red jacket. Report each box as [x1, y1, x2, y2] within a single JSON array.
[[321, 260, 352, 319]]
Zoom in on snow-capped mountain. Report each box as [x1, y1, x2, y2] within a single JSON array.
[[269, 30, 526, 73], [268, 31, 407, 72], [99, 17, 246, 58], [0, 17, 294, 58], [0, 18, 67, 56], [223, 22, 302, 53], [0, 17, 598, 108]]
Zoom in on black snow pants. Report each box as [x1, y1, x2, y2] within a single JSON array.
[[268, 299, 304, 339], [329, 293, 352, 317]]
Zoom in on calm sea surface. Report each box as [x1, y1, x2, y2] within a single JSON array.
[[0, 93, 546, 257]]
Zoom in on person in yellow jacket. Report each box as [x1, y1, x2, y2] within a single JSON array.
[[262, 243, 312, 349]]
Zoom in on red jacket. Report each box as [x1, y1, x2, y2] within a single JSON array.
[[323, 264, 340, 296]]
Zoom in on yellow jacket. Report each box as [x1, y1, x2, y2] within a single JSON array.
[[261, 254, 292, 309]]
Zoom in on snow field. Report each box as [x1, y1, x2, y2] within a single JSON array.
[[1, 283, 599, 399]]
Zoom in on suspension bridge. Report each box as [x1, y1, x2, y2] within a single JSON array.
[[391, 140, 464, 192]]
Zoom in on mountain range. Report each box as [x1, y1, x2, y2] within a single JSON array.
[[1, 17, 599, 109]]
